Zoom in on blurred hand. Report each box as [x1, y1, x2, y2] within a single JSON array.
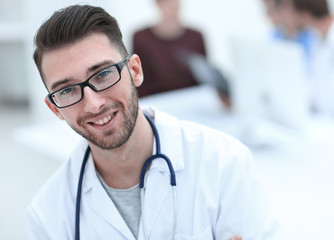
[[228, 236, 242, 240]]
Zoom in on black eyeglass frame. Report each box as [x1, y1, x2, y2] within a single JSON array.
[[47, 56, 130, 108]]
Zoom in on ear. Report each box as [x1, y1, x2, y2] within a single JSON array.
[[44, 97, 65, 120], [128, 54, 144, 87]]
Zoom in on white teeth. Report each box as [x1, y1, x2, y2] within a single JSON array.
[[95, 115, 112, 126]]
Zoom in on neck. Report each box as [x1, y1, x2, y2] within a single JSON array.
[[90, 109, 154, 189], [152, 18, 184, 39]]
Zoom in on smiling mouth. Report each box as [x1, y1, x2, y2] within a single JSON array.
[[92, 113, 114, 126]]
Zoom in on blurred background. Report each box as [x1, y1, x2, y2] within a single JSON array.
[[1, 0, 334, 239]]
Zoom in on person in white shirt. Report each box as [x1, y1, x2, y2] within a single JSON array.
[[262, 0, 318, 72], [269, 0, 334, 117], [27, 4, 279, 240]]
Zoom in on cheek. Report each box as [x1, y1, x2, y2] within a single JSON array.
[[60, 109, 80, 125]]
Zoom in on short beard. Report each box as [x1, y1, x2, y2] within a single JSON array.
[[70, 82, 139, 150]]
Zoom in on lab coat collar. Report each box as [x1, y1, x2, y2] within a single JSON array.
[[89, 173, 136, 239], [143, 106, 185, 173], [70, 139, 92, 194], [140, 107, 184, 238], [69, 141, 136, 239]]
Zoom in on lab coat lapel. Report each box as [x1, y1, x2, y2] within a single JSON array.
[[88, 179, 135, 239], [76, 145, 135, 240], [139, 108, 185, 238], [140, 168, 175, 238], [145, 107, 185, 172]]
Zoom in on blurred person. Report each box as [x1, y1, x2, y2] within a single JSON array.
[[27, 4, 279, 239], [133, 0, 231, 108], [280, 0, 334, 116], [132, 0, 207, 97], [262, 0, 317, 71]]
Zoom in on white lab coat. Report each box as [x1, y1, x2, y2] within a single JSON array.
[[27, 108, 279, 240], [309, 20, 334, 117]]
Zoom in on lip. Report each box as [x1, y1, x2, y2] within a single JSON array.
[[88, 111, 118, 130]]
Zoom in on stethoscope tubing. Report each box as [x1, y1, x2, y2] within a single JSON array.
[[140, 114, 176, 187], [75, 146, 90, 240]]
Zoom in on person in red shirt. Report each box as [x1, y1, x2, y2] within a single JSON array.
[[132, 0, 207, 97]]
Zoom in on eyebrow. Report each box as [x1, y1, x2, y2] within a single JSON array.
[[49, 59, 117, 92], [50, 79, 73, 92], [87, 60, 116, 75]]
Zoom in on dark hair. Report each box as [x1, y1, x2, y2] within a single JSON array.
[[33, 4, 128, 80], [274, 0, 282, 6], [292, 0, 329, 18]]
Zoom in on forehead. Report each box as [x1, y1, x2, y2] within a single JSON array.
[[41, 33, 122, 89]]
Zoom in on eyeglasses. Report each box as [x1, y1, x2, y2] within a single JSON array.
[[47, 56, 129, 108]]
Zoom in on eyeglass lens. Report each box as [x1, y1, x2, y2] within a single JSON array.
[[51, 62, 124, 108]]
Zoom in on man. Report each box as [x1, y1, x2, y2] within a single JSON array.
[[27, 4, 278, 239]]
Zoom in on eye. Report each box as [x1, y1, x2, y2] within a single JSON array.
[[97, 70, 111, 79], [90, 65, 118, 86], [59, 86, 75, 96]]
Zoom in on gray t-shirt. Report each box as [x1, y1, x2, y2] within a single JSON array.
[[96, 171, 141, 239]]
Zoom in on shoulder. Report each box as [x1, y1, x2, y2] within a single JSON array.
[[152, 109, 258, 197], [133, 27, 153, 40], [28, 158, 75, 214], [179, 119, 251, 162], [151, 107, 246, 147], [27, 140, 88, 225], [184, 28, 204, 38], [27, 158, 75, 238]]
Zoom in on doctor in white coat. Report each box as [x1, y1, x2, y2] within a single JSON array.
[[27, 5, 279, 240], [270, 0, 334, 117]]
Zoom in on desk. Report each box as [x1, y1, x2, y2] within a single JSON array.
[[12, 85, 334, 239]]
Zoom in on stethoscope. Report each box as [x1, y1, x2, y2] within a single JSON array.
[[75, 114, 177, 240]]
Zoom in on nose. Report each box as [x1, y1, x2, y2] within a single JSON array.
[[82, 86, 106, 113]]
